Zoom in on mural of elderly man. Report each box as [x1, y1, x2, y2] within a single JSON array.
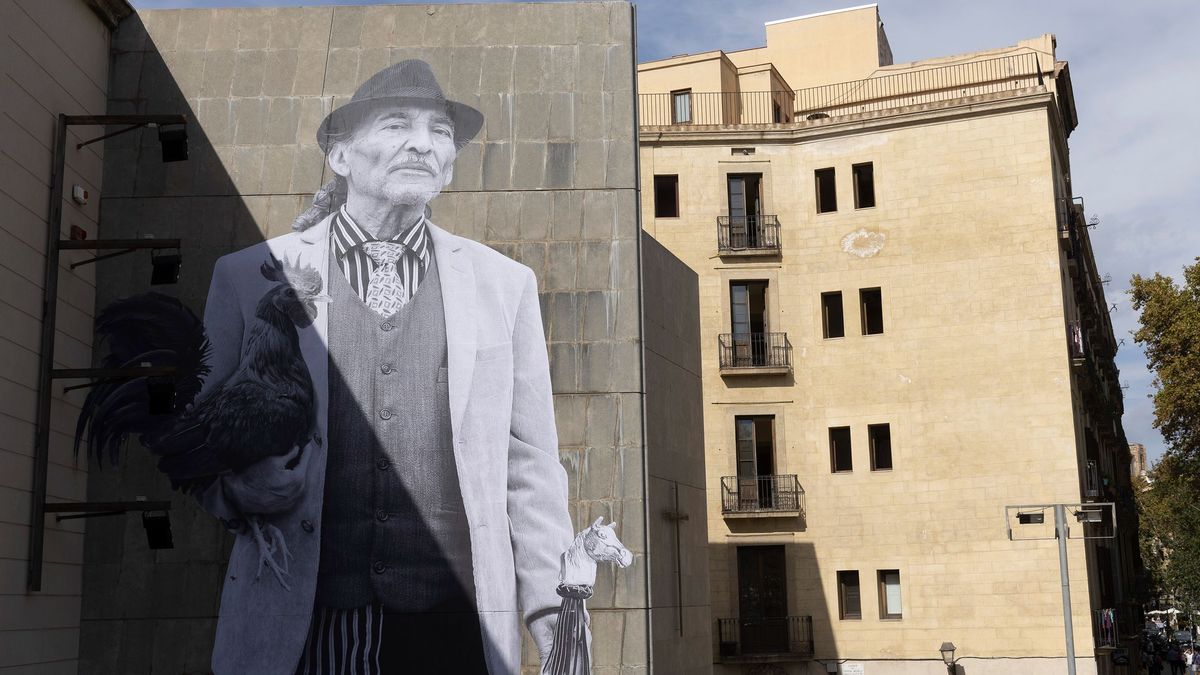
[[197, 59, 576, 674]]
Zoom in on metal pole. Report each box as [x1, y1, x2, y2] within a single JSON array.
[[28, 114, 68, 591], [1056, 504, 1078, 675]]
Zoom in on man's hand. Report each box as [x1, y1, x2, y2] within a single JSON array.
[[222, 443, 311, 515]]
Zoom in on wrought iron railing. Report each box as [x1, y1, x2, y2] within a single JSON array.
[[720, 475, 804, 515], [716, 616, 814, 659], [718, 332, 792, 371], [639, 53, 1045, 127], [1067, 320, 1086, 362], [639, 90, 795, 126], [718, 215, 781, 254], [1094, 608, 1119, 647], [1084, 460, 1102, 499]]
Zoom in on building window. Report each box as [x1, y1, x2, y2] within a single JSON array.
[[829, 426, 852, 473], [672, 89, 692, 124], [860, 287, 883, 335], [853, 162, 875, 209], [729, 281, 769, 367], [735, 416, 778, 510], [654, 175, 679, 218], [837, 570, 861, 620], [878, 569, 902, 619], [869, 423, 892, 470], [815, 167, 837, 213], [821, 291, 844, 339]]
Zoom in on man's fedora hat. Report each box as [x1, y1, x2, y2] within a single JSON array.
[[317, 59, 483, 152]]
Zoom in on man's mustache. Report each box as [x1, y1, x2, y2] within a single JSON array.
[[388, 157, 437, 174]]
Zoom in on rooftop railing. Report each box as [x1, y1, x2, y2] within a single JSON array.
[[639, 52, 1046, 127]]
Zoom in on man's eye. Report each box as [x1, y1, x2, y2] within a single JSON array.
[[434, 127, 452, 137]]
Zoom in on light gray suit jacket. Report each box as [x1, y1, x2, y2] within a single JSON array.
[[198, 213, 573, 674]]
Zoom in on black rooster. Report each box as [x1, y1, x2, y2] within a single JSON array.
[[75, 255, 323, 588]]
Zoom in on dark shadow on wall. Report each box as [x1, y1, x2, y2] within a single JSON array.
[[79, 14, 496, 674], [708, 541, 838, 675]]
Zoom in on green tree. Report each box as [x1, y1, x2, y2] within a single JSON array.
[[1130, 258, 1200, 611], [1129, 260, 1200, 462]]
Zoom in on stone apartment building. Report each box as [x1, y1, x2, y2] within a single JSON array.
[[637, 5, 1140, 674]]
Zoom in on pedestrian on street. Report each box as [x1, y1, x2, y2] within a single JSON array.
[[1168, 644, 1185, 675], [1185, 644, 1197, 675]]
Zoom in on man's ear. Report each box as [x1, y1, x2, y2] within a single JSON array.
[[327, 142, 352, 179]]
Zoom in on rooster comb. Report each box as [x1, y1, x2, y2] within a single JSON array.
[[260, 254, 323, 297]]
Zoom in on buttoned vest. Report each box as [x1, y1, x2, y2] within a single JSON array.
[[317, 250, 476, 612]]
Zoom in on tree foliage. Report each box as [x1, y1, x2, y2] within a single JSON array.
[[1130, 258, 1200, 608], [1129, 259, 1200, 462]]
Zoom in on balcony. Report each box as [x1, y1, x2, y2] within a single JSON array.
[[721, 475, 804, 518], [718, 215, 781, 256], [1067, 319, 1086, 365], [716, 616, 814, 663], [718, 333, 792, 375], [1084, 460, 1102, 500], [1094, 608, 1119, 648], [640, 52, 1045, 128]]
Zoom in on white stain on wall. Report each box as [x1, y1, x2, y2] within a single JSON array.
[[841, 228, 887, 258]]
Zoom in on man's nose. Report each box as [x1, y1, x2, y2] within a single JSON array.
[[403, 124, 435, 153]]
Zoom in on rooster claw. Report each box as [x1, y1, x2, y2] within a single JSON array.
[[249, 517, 293, 591]]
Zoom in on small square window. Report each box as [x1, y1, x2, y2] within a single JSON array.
[[853, 162, 875, 209], [654, 175, 679, 218], [815, 167, 837, 213], [821, 292, 844, 339], [837, 570, 861, 620], [878, 569, 902, 619], [672, 89, 692, 124], [829, 426, 852, 473], [860, 287, 883, 335], [869, 423, 892, 470]]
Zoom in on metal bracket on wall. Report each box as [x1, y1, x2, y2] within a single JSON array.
[[27, 113, 187, 592]]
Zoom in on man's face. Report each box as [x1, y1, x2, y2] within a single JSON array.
[[330, 102, 457, 208]]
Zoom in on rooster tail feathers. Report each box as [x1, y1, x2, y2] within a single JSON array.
[[73, 292, 211, 464]]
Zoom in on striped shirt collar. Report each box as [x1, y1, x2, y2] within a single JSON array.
[[330, 205, 431, 263]]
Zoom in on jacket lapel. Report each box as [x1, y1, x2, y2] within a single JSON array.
[[428, 222, 477, 440], [273, 215, 333, 438]]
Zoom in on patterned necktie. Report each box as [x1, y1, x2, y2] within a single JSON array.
[[361, 241, 412, 317]]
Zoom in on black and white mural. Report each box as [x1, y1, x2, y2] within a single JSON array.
[[78, 55, 633, 675]]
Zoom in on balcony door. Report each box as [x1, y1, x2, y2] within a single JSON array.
[[730, 281, 768, 366], [736, 416, 776, 509], [738, 545, 789, 654], [727, 174, 763, 248]]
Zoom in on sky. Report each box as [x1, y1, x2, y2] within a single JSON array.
[[131, 0, 1200, 466]]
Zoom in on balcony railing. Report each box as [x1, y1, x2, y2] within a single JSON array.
[[716, 616, 814, 661], [1094, 608, 1119, 648], [639, 53, 1045, 127], [718, 215, 781, 255], [1084, 460, 1102, 499], [1068, 319, 1086, 363], [718, 333, 792, 373], [721, 475, 804, 517]]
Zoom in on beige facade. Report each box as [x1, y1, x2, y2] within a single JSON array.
[[0, 1, 131, 672], [639, 6, 1137, 675]]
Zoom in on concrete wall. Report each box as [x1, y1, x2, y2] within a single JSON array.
[[641, 232, 710, 674], [0, 1, 125, 672], [80, 3, 658, 673], [639, 90, 1101, 672]]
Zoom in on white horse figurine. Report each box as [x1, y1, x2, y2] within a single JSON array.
[[542, 517, 634, 675]]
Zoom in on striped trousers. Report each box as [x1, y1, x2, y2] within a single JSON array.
[[294, 605, 488, 674]]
